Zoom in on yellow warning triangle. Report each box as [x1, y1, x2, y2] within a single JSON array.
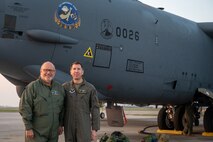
[[84, 47, 93, 58]]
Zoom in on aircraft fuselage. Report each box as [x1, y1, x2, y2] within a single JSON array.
[[0, 0, 213, 106]]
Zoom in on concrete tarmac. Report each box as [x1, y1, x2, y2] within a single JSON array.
[[0, 112, 213, 142]]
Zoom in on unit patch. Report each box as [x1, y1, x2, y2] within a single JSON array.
[[100, 19, 113, 39], [55, 2, 80, 29], [51, 90, 59, 95], [84, 47, 93, 58]]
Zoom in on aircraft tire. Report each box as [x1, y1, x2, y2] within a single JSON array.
[[174, 106, 185, 130], [158, 107, 174, 130], [204, 107, 213, 132], [182, 105, 193, 135], [100, 112, 105, 119]]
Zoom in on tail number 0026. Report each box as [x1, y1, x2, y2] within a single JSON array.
[[116, 27, 139, 41]]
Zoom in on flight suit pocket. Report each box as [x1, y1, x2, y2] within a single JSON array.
[[53, 96, 64, 114], [79, 93, 90, 114], [33, 96, 48, 116]]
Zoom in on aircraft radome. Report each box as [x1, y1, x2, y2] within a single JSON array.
[[0, 0, 213, 135]]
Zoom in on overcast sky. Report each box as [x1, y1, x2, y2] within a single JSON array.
[[140, 0, 213, 22], [0, 0, 213, 107]]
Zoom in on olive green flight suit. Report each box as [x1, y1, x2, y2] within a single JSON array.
[[19, 78, 65, 142], [63, 79, 100, 142]]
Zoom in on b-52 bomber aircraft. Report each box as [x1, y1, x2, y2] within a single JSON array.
[[0, 0, 213, 135]]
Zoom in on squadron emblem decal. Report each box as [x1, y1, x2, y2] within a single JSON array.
[[101, 19, 113, 39], [55, 2, 80, 29]]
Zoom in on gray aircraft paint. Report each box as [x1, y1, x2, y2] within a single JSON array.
[[0, 0, 213, 106]]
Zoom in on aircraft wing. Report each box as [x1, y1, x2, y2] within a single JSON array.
[[23, 65, 71, 83], [198, 22, 213, 38], [23, 65, 109, 101]]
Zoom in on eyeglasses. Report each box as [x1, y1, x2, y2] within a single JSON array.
[[42, 69, 55, 72]]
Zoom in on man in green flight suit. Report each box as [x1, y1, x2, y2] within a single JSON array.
[[63, 61, 100, 142], [19, 61, 65, 142]]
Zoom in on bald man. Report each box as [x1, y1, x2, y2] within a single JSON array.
[[19, 61, 65, 142]]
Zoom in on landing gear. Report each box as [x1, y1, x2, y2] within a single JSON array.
[[174, 106, 184, 130], [204, 107, 213, 132], [99, 102, 106, 119], [100, 112, 105, 119], [157, 104, 195, 135], [194, 119, 199, 126], [157, 106, 174, 130], [174, 105, 194, 135], [182, 105, 193, 135], [193, 102, 200, 126], [157, 89, 213, 134]]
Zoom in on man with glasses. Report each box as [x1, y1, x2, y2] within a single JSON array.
[[19, 61, 65, 142]]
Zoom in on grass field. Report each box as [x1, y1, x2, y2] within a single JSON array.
[[0, 105, 160, 112], [0, 107, 18, 112]]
